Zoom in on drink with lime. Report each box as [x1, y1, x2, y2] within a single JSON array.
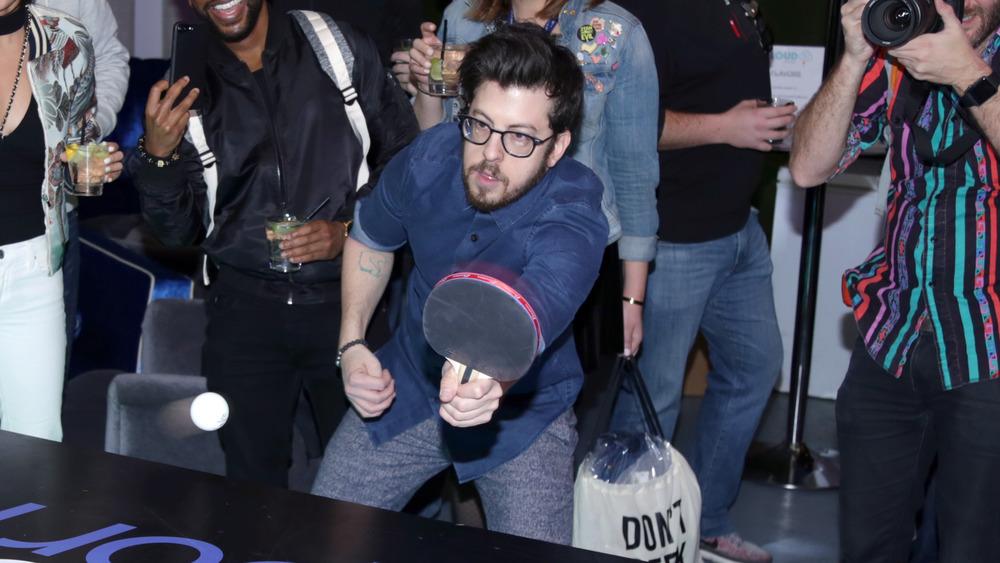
[[425, 43, 468, 97], [67, 142, 110, 196], [266, 215, 304, 272]]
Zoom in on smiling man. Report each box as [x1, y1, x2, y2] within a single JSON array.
[[790, 0, 1000, 560], [133, 0, 418, 489], [310, 24, 608, 544]]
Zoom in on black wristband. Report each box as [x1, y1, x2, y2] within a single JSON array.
[[622, 296, 644, 307], [137, 134, 180, 168], [335, 339, 368, 368]]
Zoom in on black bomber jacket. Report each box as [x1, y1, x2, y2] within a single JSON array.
[[135, 10, 419, 285]]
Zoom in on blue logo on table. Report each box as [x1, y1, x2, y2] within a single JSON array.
[[0, 503, 294, 563]]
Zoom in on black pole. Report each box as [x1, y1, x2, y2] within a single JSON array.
[[786, 0, 844, 447], [744, 0, 844, 489], [786, 184, 825, 445]]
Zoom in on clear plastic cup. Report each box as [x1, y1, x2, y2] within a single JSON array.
[[423, 43, 468, 97], [67, 142, 109, 196], [265, 215, 304, 272]]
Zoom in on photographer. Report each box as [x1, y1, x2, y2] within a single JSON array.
[[790, 0, 1000, 560]]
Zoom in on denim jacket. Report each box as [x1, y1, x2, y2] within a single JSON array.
[[26, 4, 97, 275], [440, 0, 658, 260]]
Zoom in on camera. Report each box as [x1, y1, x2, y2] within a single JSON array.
[[861, 0, 963, 47]]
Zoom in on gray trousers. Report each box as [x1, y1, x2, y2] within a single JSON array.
[[311, 407, 578, 545]]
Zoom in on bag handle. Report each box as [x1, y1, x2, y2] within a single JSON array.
[[592, 355, 665, 439]]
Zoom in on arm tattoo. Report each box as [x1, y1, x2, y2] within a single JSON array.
[[359, 250, 390, 279]]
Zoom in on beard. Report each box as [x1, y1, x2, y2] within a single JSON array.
[[462, 144, 554, 212], [200, 0, 265, 43], [968, 1, 1000, 49]]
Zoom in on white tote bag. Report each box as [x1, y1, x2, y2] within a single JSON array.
[[573, 446, 701, 561], [572, 355, 701, 562]]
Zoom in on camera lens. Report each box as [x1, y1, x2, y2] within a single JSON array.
[[886, 5, 912, 30], [862, 0, 940, 47]]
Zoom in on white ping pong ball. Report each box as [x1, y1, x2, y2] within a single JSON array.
[[190, 392, 229, 431]]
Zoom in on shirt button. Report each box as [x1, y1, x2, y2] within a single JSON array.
[[929, 281, 935, 287], [470, 234, 479, 242], [891, 116, 903, 126], [930, 236, 936, 243]]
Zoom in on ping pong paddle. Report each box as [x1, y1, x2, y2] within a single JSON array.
[[422, 272, 541, 384]]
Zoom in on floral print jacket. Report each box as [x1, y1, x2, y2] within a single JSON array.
[[26, 3, 97, 275]]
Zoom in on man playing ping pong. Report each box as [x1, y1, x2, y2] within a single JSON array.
[[310, 24, 609, 544]]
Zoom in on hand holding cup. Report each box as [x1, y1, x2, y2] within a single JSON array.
[[266, 215, 305, 273], [757, 97, 798, 149], [410, 22, 442, 94], [62, 141, 124, 196]]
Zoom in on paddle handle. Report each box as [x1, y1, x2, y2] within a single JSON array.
[[446, 358, 491, 384]]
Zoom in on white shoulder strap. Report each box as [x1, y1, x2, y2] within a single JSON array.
[[294, 10, 371, 191], [184, 112, 218, 286]]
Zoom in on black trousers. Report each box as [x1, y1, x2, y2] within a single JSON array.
[[202, 277, 346, 488], [836, 334, 1000, 562]]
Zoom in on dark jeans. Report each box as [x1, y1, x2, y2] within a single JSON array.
[[202, 278, 347, 488], [837, 334, 1000, 562]]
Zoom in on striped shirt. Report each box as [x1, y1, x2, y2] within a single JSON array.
[[834, 34, 1000, 390]]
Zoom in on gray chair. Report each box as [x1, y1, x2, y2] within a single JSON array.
[[105, 371, 226, 474], [104, 298, 321, 490], [105, 298, 224, 474]]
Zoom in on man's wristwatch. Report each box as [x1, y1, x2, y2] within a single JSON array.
[[959, 71, 1000, 107]]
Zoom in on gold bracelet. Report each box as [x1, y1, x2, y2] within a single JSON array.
[[622, 296, 644, 306], [342, 219, 353, 238]]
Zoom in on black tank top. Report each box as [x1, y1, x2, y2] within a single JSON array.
[[0, 96, 46, 246]]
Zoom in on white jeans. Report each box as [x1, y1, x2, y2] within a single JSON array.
[[0, 235, 65, 441]]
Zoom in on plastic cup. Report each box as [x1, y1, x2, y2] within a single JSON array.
[[265, 215, 304, 272], [423, 43, 468, 97], [760, 98, 796, 146], [67, 142, 109, 196]]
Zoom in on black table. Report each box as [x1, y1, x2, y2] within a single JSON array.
[[0, 431, 628, 562]]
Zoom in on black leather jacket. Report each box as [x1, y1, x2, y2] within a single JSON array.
[[135, 11, 418, 285]]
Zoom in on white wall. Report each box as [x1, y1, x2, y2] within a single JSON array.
[[770, 158, 885, 398], [106, 0, 197, 59]]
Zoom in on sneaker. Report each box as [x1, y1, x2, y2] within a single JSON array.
[[700, 532, 773, 563]]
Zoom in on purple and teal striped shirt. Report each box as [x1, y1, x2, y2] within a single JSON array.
[[834, 34, 1000, 390]]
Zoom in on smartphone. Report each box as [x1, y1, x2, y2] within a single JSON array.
[[168, 20, 210, 111]]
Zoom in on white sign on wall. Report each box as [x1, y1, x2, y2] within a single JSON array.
[[768, 45, 826, 151], [769, 44, 826, 106]]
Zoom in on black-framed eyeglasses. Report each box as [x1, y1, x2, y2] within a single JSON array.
[[458, 114, 554, 158], [739, 0, 774, 54]]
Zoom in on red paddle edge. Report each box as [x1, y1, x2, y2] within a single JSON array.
[[433, 272, 542, 360]]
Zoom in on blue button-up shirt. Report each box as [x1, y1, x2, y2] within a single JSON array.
[[352, 123, 609, 481]]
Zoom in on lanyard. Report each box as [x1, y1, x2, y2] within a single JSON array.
[[508, 10, 558, 33]]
